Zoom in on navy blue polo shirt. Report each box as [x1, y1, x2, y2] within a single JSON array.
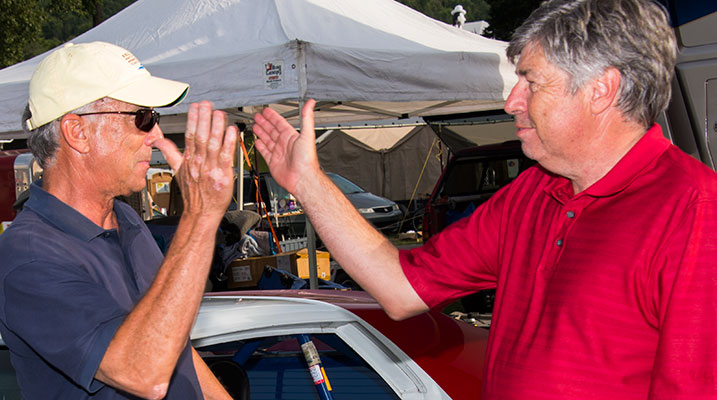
[[0, 182, 202, 399]]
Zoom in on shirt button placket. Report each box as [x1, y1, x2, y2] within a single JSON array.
[[554, 209, 576, 252]]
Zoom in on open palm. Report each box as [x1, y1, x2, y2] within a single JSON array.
[[253, 99, 319, 195]]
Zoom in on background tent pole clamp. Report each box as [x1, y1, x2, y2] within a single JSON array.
[[296, 40, 319, 290]]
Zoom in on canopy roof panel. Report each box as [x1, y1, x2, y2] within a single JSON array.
[[0, 0, 517, 139]]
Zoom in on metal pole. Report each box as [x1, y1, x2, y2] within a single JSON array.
[[307, 220, 318, 289], [237, 130, 244, 210], [297, 50, 319, 289]]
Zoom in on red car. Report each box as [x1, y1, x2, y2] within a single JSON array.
[[196, 290, 489, 399], [0, 289, 488, 399]]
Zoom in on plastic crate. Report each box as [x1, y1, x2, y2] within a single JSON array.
[[279, 237, 308, 252]]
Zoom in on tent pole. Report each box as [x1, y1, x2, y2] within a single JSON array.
[[306, 219, 318, 289], [297, 45, 319, 288], [237, 130, 244, 210]]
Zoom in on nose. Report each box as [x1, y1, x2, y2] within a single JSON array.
[[145, 124, 164, 146], [504, 80, 527, 116]]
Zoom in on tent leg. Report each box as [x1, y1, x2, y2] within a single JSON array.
[[297, 95, 319, 290], [307, 219, 318, 289], [237, 130, 244, 210]]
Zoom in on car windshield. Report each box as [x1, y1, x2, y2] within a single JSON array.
[[327, 173, 364, 194], [263, 175, 293, 200], [441, 157, 526, 197]]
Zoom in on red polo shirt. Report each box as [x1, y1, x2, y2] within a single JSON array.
[[401, 125, 717, 399]]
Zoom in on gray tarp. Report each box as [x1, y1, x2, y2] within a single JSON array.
[[316, 125, 443, 202]]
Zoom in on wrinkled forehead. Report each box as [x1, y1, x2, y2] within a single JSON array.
[[513, 42, 576, 93], [514, 42, 548, 75]]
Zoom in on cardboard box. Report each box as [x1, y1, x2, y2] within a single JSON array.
[[226, 249, 331, 288], [227, 254, 278, 288], [147, 171, 173, 212], [297, 249, 330, 280]]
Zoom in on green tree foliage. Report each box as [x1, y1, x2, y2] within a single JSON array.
[[0, 0, 135, 69], [484, 0, 542, 41], [397, 0, 490, 26], [0, 0, 44, 68]]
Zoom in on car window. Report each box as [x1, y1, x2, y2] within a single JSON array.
[[0, 346, 21, 399], [198, 333, 399, 400], [327, 174, 365, 194], [241, 174, 293, 213], [263, 176, 292, 202], [440, 157, 526, 197]]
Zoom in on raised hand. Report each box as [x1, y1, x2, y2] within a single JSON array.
[[97, 102, 237, 398], [153, 101, 237, 218], [253, 99, 319, 195]]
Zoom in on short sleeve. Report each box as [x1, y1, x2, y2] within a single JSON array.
[[400, 185, 508, 308]]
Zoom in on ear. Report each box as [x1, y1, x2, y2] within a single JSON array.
[[59, 114, 91, 154], [589, 67, 621, 115]]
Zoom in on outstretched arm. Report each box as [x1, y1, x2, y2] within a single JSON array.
[[96, 101, 235, 399], [253, 100, 428, 320]]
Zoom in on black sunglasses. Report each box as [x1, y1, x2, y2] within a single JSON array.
[[75, 108, 160, 132]]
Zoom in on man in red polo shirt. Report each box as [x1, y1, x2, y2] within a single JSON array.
[[252, 0, 717, 398]]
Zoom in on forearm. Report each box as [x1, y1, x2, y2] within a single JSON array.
[[296, 170, 428, 320], [252, 100, 426, 319], [94, 102, 236, 398], [192, 348, 232, 400], [96, 213, 221, 396]]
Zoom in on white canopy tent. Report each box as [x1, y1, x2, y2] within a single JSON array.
[[0, 0, 517, 139], [0, 0, 519, 287]]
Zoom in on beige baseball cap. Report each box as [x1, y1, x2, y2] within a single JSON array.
[[26, 41, 189, 130]]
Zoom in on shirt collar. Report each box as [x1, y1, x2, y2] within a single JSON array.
[[584, 124, 671, 197], [544, 124, 671, 203], [24, 180, 140, 242]]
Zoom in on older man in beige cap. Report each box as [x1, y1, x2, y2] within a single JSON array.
[[0, 41, 236, 399]]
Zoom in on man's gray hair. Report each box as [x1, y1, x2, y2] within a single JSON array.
[[24, 105, 58, 169], [23, 101, 100, 168], [506, 0, 677, 129]]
